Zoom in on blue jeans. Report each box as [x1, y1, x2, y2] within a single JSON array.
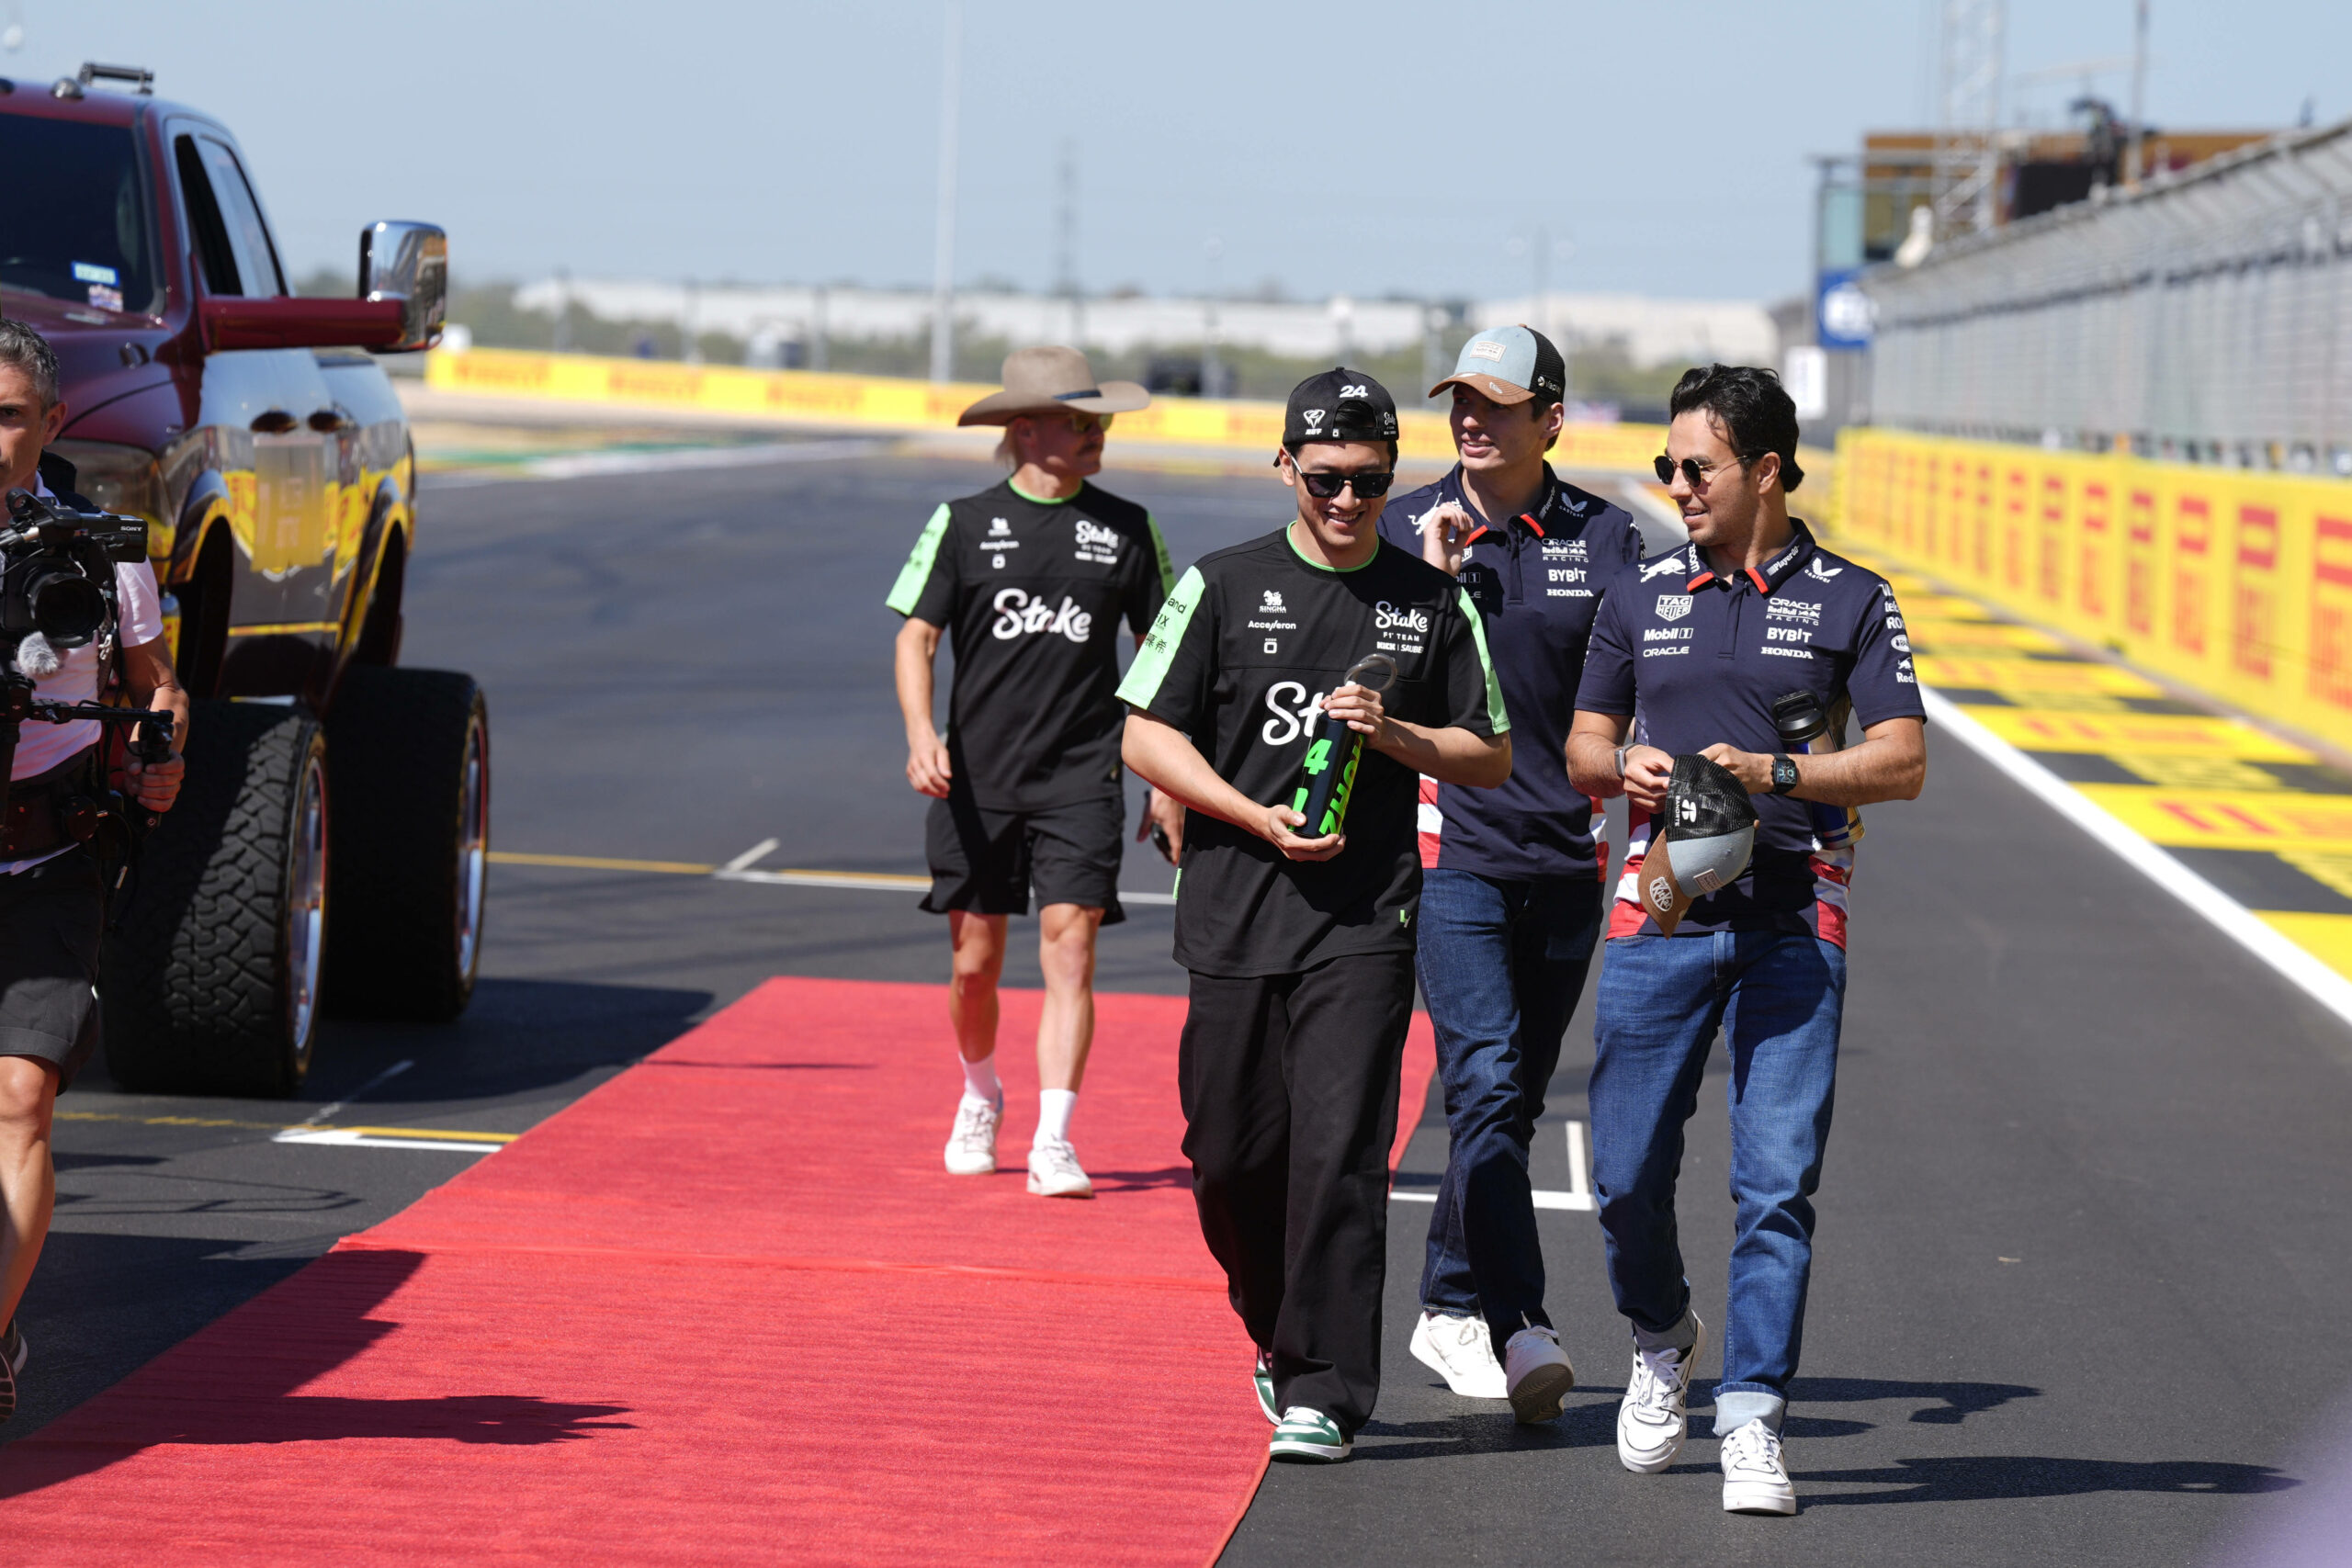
[[1589, 929, 1846, 1436], [1415, 869, 1601, 1358]]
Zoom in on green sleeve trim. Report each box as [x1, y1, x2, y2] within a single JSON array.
[[1117, 566, 1206, 709], [1458, 585, 1510, 735], [885, 503, 954, 615], [1146, 512, 1175, 594]]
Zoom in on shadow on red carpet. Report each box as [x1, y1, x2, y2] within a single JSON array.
[[0, 978, 1433, 1564]]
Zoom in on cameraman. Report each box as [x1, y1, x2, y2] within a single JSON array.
[[0, 321, 186, 1424]]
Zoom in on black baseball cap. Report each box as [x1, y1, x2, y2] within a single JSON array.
[[1280, 368, 1400, 457]]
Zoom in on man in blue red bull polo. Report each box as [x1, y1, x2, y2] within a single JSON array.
[[1567, 364, 1927, 1516], [1376, 325, 1643, 1421]]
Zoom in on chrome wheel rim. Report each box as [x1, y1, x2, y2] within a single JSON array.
[[455, 716, 488, 981], [287, 750, 328, 1067]]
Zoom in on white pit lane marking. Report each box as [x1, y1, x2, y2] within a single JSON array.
[[1393, 1121, 1594, 1213], [273, 1128, 503, 1155]]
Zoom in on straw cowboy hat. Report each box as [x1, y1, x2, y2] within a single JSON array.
[[956, 345, 1150, 427]]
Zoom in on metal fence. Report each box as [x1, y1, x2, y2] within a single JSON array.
[[1862, 116, 2352, 472]]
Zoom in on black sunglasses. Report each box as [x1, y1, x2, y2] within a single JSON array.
[[1654, 453, 1750, 488], [1292, 465, 1396, 499]]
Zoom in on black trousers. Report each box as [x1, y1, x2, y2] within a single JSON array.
[[1178, 951, 1416, 1435]]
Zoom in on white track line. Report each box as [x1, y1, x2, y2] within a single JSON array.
[[1923, 686, 2352, 1033], [719, 838, 781, 874], [273, 1129, 500, 1155], [1394, 1122, 1594, 1213]]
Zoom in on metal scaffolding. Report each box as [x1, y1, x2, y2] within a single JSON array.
[[1864, 115, 2352, 471]]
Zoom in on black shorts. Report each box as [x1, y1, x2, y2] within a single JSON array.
[[922, 789, 1126, 925], [0, 850, 103, 1089]]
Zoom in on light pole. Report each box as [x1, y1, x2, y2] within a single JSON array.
[[927, 0, 963, 384], [1202, 235, 1223, 399], [2124, 0, 2150, 187]]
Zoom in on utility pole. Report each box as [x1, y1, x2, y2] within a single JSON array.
[[927, 0, 963, 384], [1056, 139, 1083, 348], [1532, 223, 1550, 340], [2124, 0, 2150, 186]]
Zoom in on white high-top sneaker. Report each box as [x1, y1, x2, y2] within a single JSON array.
[[1408, 1311, 1508, 1399], [1616, 1311, 1707, 1473], [944, 1095, 1001, 1176], [1720, 1417, 1797, 1514], [1502, 1324, 1576, 1424]]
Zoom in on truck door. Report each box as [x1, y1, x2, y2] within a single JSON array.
[[174, 129, 340, 695]]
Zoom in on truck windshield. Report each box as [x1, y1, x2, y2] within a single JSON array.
[[0, 116, 158, 315]]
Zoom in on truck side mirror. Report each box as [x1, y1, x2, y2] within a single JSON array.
[[359, 221, 447, 354]]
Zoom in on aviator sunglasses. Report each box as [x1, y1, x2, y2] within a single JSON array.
[[1654, 453, 1750, 488], [1290, 464, 1396, 499]]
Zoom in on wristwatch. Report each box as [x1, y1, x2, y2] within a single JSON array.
[[1613, 745, 1628, 781], [1770, 753, 1801, 795]]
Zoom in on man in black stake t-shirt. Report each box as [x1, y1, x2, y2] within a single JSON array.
[[889, 347, 1183, 1201], [1119, 370, 1512, 1464]]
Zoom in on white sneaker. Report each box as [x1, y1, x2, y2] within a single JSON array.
[[1408, 1311, 1507, 1399], [1025, 1136, 1094, 1199], [1721, 1417, 1796, 1515], [944, 1095, 1001, 1175], [1616, 1311, 1706, 1473], [1502, 1324, 1576, 1425]]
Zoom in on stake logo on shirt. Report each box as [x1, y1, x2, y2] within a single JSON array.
[[990, 588, 1093, 643]]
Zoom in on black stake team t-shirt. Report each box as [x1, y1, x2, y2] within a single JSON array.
[[888, 479, 1174, 811], [1117, 526, 1509, 976]]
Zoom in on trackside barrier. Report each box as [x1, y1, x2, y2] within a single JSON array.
[[1835, 426, 2352, 753], [422, 347, 1674, 474]]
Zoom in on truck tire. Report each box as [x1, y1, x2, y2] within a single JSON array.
[[323, 667, 487, 1021], [103, 701, 330, 1098]]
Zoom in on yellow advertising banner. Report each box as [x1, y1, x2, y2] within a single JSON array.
[[424, 346, 1676, 475], [1835, 428, 2352, 753]]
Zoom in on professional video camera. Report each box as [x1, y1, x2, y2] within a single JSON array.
[[0, 488, 175, 792]]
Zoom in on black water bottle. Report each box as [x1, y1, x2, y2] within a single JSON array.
[[1293, 654, 1396, 838]]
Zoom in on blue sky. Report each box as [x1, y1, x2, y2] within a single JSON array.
[[23, 1, 2352, 305]]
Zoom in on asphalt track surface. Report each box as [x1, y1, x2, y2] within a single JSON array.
[[15, 442, 2352, 1566]]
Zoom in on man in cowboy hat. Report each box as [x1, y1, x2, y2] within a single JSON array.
[[887, 345, 1183, 1198]]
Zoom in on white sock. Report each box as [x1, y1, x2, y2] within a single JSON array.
[[1036, 1089, 1077, 1145], [961, 1055, 1001, 1106]]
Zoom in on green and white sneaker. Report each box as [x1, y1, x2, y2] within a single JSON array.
[[1253, 1349, 1278, 1424], [1269, 1406, 1351, 1463]]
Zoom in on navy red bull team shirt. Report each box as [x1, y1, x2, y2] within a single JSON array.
[[1378, 465, 1644, 882], [1575, 517, 1926, 946]]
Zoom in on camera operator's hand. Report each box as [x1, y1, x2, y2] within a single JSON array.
[[127, 749, 183, 813]]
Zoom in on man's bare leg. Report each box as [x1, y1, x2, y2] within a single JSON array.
[[943, 911, 1010, 1175], [0, 1055, 59, 1336], [948, 910, 1008, 1066], [1027, 903, 1104, 1197], [1035, 902, 1104, 1093]]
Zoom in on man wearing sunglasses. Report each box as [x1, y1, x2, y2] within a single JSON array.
[[888, 345, 1183, 1200], [1373, 325, 1645, 1423], [1119, 369, 1511, 1463], [1566, 364, 1927, 1514]]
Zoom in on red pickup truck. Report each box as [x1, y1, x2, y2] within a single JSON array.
[[4, 62, 486, 1096]]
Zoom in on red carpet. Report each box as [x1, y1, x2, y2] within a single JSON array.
[[0, 980, 1435, 1564]]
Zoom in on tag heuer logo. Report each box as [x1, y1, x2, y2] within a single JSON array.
[[1261, 589, 1284, 610], [1656, 594, 1694, 622]]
